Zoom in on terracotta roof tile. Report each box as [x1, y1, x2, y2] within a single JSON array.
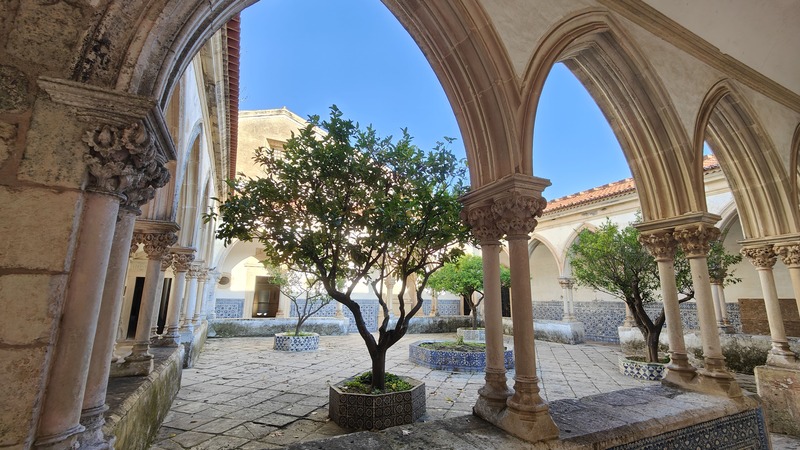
[[543, 154, 720, 214]]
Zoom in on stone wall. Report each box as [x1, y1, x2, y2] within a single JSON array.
[[209, 317, 349, 338]]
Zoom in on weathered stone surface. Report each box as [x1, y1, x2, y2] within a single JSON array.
[[739, 298, 800, 337], [0, 65, 29, 111], [0, 274, 65, 345], [6, 2, 86, 72], [0, 121, 17, 167], [0, 186, 81, 271], [534, 320, 585, 345], [755, 365, 800, 436], [0, 347, 47, 447], [387, 316, 478, 334], [18, 97, 87, 188], [209, 317, 348, 338]]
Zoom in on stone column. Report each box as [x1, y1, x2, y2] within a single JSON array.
[[776, 243, 800, 324], [385, 276, 396, 318], [493, 187, 558, 441], [161, 248, 194, 346], [558, 277, 576, 322], [623, 303, 635, 327], [742, 245, 797, 367], [206, 270, 221, 319], [639, 229, 697, 385], [120, 227, 177, 374], [192, 266, 208, 325], [463, 203, 512, 413], [430, 291, 439, 317], [674, 223, 739, 396], [335, 301, 344, 318], [710, 279, 732, 332], [182, 264, 200, 332]]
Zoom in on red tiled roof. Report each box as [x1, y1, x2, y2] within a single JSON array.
[[226, 15, 241, 181], [543, 154, 720, 214]]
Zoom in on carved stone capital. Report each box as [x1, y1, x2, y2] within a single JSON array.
[[639, 230, 678, 261], [673, 224, 720, 258], [129, 241, 140, 258], [187, 264, 204, 279], [160, 253, 174, 272], [461, 204, 502, 244], [170, 249, 196, 273], [133, 231, 177, 260], [196, 268, 209, 282], [558, 277, 574, 289], [492, 192, 547, 239], [775, 243, 800, 268], [741, 245, 777, 269]]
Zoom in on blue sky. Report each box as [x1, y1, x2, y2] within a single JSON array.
[[239, 0, 632, 200]]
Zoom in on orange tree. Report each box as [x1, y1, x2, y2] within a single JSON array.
[[208, 106, 468, 389]]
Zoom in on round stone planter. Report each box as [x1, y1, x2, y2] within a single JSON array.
[[456, 327, 485, 343], [329, 375, 425, 430], [273, 332, 320, 352], [618, 355, 667, 381], [408, 340, 514, 372]]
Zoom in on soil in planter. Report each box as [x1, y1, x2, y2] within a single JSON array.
[[282, 331, 315, 336], [419, 341, 487, 352], [625, 355, 670, 364], [341, 371, 412, 395]]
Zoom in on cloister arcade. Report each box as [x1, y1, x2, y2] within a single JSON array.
[[1, 0, 798, 448]]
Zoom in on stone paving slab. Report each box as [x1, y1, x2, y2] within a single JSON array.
[[151, 333, 800, 449]]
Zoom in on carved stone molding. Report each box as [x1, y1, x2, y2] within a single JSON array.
[[171, 248, 196, 273], [461, 204, 502, 244], [492, 192, 547, 239], [129, 241, 140, 258], [133, 231, 177, 260], [558, 277, 574, 289], [196, 267, 209, 282], [639, 229, 678, 261], [741, 245, 777, 269], [673, 224, 720, 258], [187, 264, 203, 279], [774, 243, 800, 268]]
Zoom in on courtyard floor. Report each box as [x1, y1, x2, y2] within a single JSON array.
[[151, 333, 800, 449]]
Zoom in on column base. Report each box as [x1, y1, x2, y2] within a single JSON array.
[[152, 332, 181, 347], [110, 356, 154, 377], [78, 405, 115, 450], [475, 370, 512, 411], [692, 368, 742, 398], [662, 353, 698, 388], [766, 350, 799, 369], [34, 424, 84, 450]]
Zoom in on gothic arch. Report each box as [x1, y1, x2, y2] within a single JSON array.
[[695, 79, 799, 239], [791, 123, 800, 211], [716, 200, 740, 237], [529, 235, 563, 274], [561, 222, 598, 277], [80, 0, 522, 188], [520, 9, 700, 221]]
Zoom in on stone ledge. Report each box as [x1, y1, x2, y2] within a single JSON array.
[[103, 346, 183, 450], [209, 317, 348, 337], [502, 318, 585, 345]]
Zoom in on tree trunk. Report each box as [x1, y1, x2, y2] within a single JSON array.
[[471, 307, 478, 330], [644, 328, 661, 363], [371, 348, 387, 390]]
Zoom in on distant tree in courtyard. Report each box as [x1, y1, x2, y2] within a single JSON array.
[[569, 220, 741, 363], [276, 269, 332, 337], [208, 106, 469, 390], [428, 254, 511, 329]]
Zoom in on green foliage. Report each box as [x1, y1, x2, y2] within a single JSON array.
[[428, 255, 510, 329], [343, 371, 413, 394], [707, 239, 743, 284], [278, 270, 332, 336], [208, 106, 468, 389]]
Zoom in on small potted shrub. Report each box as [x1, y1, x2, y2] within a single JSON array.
[[273, 271, 331, 352]]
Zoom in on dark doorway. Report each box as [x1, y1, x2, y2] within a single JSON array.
[[252, 276, 280, 317], [156, 278, 173, 334], [126, 277, 146, 339], [501, 286, 511, 317]]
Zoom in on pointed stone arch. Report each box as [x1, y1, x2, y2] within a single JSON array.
[[695, 79, 799, 239], [529, 234, 563, 274], [561, 222, 598, 277], [791, 124, 800, 212], [520, 9, 700, 220], [716, 199, 740, 238]]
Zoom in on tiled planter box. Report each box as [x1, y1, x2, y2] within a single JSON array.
[[273, 332, 320, 352], [329, 376, 425, 430], [456, 327, 485, 342], [408, 340, 514, 372], [618, 355, 666, 381]]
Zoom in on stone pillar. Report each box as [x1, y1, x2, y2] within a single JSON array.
[[741, 245, 797, 368], [335, 301, 344, 318], [710, 279, 732, 332], [639, 229, 697, 386], [463, 204, 512, 414], [492, 184, 558, 441], [182, 265, 200, 332], [385, 276, 396, 318], [206, 270, 221, 319], [558, 277, 576, 322], [192, 266, 208, 325], [775, 243, 800, 324], [623, 303, 635, 327], [120, 227, 177, 375], [430, 291, 439, 317], [674, 222, 740, 396], [161, 248, 194, 346]]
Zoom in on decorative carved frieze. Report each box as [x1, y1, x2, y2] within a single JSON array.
[[774, 243, 800, 268], [461, 204, 502, 244], [673, 224, 720, 258], [132, 231, 177, 260], [741, 245, 777, 269], [171, 251, 195, 273], [639, 230, 678, 261], [492, 192, 547, 239]]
